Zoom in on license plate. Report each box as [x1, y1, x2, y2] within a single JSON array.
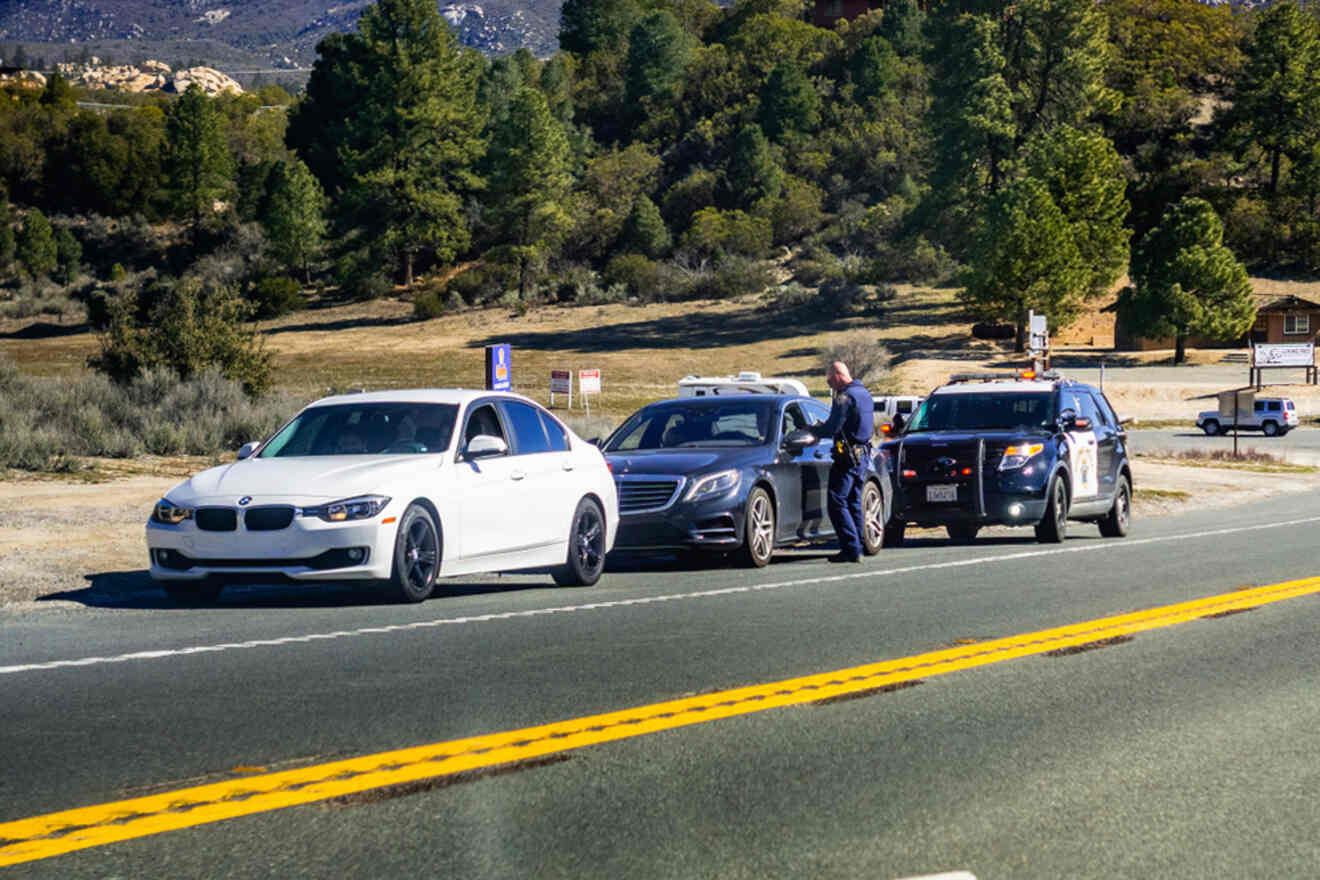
[[926, 484, 957, 503]]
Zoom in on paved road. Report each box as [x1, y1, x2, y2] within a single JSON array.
[[1128, 426, 1320, 463], [5, 493, 1320, 877]]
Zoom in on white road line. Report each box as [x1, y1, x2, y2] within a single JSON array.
[[4, 515, 1319, 676]]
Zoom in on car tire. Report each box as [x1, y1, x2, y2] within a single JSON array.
[[882, 522, 906, 548], [1034, 474, 1069, 544], [946, 523, 979, 543], [1099, 475, 1131, 538], [1202, 420, 1219, 436], [552, 497, 607, 586], [737, 486, 775, 568], [861, 481, 885, 556], [387, 503, 440, 603], [162, 578, 223, 604], [1263, 420, 1279, 436]]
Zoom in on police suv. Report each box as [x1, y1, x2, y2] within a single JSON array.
[[881, 371, 1132, 545]]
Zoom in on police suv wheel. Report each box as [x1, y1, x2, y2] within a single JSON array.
[[1099, 475, 1131, 538], [861, 481, 885, 556], [1034, 475, 1068, 544]]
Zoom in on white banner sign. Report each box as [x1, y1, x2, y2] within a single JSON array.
[[550, 369, 572, 394], [579, 369, 601, 395], [1254, 343, 1314, 367]]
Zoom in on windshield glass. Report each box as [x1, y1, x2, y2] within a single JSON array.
[[258, 403, 459, 457], [908, 392, 1054, 432], [605, 400, 775, 450]]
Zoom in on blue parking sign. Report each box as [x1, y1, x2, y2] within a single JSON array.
[[485, 343, 511, 391]]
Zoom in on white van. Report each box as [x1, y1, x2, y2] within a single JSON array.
[[677, 371, 810, 398], [874, 394, 924, 428]]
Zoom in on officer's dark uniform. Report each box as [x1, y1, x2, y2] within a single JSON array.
[[811, 380, 875, 560]]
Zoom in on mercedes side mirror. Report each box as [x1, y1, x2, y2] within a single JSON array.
[[783, 429, 816, 452], [236, 441, 259, 460], [465, 435, 509, 459]]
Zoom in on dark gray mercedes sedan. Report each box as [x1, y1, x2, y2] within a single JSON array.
[[602, 394, 894, 567]]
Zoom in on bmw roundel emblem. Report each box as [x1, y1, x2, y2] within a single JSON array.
[[238, 496, 252, 506]]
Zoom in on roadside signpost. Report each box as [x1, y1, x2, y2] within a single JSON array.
[[1028, 310, 1049, 375], [550, 369, 572, 408], [485, 343, 511, 392], [1250, 342, 1316, 389], [579, 368, 601, 415]]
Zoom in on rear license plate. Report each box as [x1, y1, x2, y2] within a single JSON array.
[[926, 484, 957, 503]]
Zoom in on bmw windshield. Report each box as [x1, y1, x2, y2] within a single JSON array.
[[605, 400, 775, 450], [908, 392, 1054, 432], [259, 403, 459, 456]]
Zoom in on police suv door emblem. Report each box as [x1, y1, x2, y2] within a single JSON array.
[[238, 496, 252, 506]]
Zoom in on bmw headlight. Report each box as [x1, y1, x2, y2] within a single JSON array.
[[684, 469, 740, 502], [999, 443, 1044, 471], [305, 495, 392, 522], [152, 499, 194, 525]]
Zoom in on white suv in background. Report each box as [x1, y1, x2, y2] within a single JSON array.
[[1196, 397, 1299, 437]]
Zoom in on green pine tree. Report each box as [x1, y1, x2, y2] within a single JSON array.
[[164, 84, 236, 246], [727, 124, 782, 213], [620, 194, 670, 257], [960, 177, 1088, 352], [338, 0, 487, 287], [54, 226, 80, 285], [1221, 0, 1320, 196], [1116, 198, 1255, 365], [760, 61, 819, 142], [263, 158, 328, 282], [486, 87, 572, 298], [16, 208, 57, 279]]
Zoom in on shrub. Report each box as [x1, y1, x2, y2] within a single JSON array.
[[818, 332, 891, 385], [89, 277, 273, 394], [17, 209, 57, 279], [249, 275, 306, 319], [680, 208, 773, 260], [688, 254, 774, 300], [818, 277, 867, 316], [763, 281, 816, 312], [413, 286, 446, 320], [603, 253, 663, 299], [0, 358, 298, 471]]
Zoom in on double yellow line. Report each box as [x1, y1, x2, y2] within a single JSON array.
[[5, 575, 1320, 867]]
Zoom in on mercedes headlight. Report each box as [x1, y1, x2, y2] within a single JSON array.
[[999, 443, 1044, 471], [152, 499, 194, 525], [305, 495, 392, 522], [684, 469, 740, 502]]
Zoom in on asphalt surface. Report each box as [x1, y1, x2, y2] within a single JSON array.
[[1128, 426, 1320, 462], [5, 490, 1320, 878]]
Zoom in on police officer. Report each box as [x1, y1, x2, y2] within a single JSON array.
[[810, 361, 874, 563]]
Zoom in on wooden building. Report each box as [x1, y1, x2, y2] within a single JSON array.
[[1248, 295, 1320, 344]]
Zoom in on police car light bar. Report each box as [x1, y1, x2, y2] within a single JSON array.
[[947, 370, 1062, 384]]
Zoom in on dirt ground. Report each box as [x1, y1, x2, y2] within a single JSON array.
[[1, 455, 1314, 612]]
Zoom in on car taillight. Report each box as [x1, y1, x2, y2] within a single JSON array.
[[902, 469, 916, 479], [960, 467, 972, 476]]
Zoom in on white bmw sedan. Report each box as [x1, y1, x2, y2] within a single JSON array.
[[146, 389, 618, 603]]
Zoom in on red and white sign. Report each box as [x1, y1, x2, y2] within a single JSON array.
[[579, 369, 601, 395], [550, 369, 572, 395]]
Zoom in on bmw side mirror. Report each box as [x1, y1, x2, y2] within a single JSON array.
[[465, 435, 509, 459], [236, 441, 258, 460], [783, 429, 816, 452]]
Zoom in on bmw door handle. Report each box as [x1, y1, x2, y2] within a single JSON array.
[[511, 470, 526, 481]]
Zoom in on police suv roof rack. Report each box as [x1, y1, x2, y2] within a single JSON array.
[[946, 369, 1063, 384]]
